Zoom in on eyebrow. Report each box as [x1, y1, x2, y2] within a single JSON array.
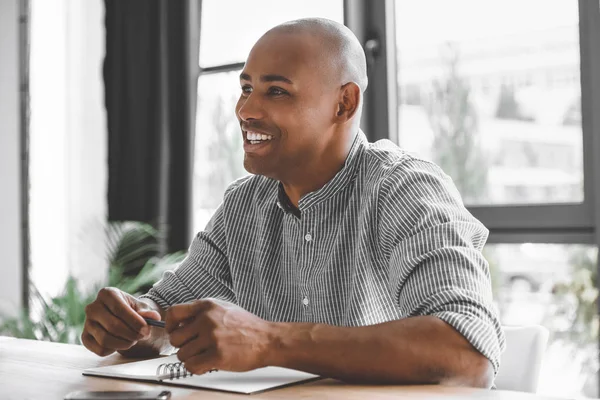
[[239, 73, 293, 85]]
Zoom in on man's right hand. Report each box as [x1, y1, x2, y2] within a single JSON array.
[[81, 287, 162, 357]]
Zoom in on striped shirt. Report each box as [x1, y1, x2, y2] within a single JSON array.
[[143, 131, 506, 375]]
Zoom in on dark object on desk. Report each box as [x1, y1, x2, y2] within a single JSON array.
[[64, 390, 171, 400], [144, 318, 166, 328]]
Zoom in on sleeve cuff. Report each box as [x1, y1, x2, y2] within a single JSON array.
[[433, 310, 506, 376], [139, 289, 172, 310]]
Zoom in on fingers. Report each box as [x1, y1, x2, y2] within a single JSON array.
[[99, 288, 148, 334], [80, 331, 115, 357], [176, 334, 214, 364], [135, 298, 163, 322], [165, 300, 212, 333], [168, 314, 210, 348], [82, 288, 153, 356], [85, 318, 140, 350], [137, 308, 162, 322], [86, 301, 145, 342], [182, 348, 219, 375]]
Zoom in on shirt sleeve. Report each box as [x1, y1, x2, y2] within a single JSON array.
[[140, 202, 235, 309], [378, 157, 506, 375]]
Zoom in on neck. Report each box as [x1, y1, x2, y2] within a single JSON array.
[[281, 129, 356, 207]]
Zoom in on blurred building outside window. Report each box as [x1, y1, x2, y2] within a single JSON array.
[[395, 1, 597, 397]]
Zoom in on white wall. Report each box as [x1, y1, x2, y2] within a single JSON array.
[[29, 0, 107, 297], [0, 0, 23, 315]]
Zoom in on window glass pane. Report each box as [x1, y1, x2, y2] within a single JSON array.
[[193, 71, 246, 233], [487, 243, 598, 398], [200, 0, 344, 67], [395, 1, 583, 206]]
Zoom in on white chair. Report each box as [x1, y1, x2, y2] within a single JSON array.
[[494, 325, 549, 393]]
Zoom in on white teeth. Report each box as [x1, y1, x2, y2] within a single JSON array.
[[246, 131, 273, 142]]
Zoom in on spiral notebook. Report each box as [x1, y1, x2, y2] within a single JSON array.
[[83, 355, 321, 394]]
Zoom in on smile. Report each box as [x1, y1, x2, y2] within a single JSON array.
[[243, 130, 275, 154], [245, 130, 274, 144]]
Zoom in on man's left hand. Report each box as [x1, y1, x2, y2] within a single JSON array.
[[165, 299, 274, 374]]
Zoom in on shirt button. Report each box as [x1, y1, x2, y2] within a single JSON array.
[[304, 233, 312, 242], [302, 297, 309, 306]]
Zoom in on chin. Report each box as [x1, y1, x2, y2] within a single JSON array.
[[243, 158, 263, 176], [243, 158, 277, 180]]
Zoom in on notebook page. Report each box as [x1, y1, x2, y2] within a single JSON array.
[[83, 355, 321, 394], [168, 366, 320, 394], [84, 355, 179, 381]]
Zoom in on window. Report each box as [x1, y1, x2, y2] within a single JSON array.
[[396, 0, 582, 207], [28, 0, 107, 298], [389, 1, 600, 397], [391, 0, 598, 243], [488, 243, 598, 397], [194, 71, 244, 231], [193, 0, 343, 233]]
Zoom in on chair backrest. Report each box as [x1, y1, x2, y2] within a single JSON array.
[[494, 325, 549, 393]]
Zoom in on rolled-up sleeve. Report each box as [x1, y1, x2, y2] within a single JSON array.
[[140, 202, 235, 309], [379, 157, 505, 375]]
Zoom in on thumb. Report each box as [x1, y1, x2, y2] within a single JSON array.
[[165, 300, 211, 332], [137, 308, 161, 321], [130, 297, 162, 322]]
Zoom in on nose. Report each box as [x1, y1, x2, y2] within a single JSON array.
[[236, 93, 264, 122]]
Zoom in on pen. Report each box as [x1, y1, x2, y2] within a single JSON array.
[[144, 318, 166, 328]]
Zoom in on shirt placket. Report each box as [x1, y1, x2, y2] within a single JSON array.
[[299, 209, 314, 321]]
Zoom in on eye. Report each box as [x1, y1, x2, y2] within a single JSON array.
[[267, 87, 287, 96], [241, 85, 253, 96]]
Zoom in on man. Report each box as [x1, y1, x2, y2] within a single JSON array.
[[82, 18, 505, 388]]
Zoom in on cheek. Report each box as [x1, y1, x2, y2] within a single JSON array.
[[280, 101, 324, 131], [270, 99, 330, 147], [297, 105, 332, 137]]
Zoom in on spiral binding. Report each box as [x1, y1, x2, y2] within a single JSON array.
[[156, 361, 218, 380], [156, 361, 193, 380]]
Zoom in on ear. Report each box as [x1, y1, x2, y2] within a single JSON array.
[[335, 82, 360, 123]]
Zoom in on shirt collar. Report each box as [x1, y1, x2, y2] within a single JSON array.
[[274, 130, 366, 216], [276, 183, 302, 218]]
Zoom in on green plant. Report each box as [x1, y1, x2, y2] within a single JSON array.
[[552, 246, 598, 344], [550, 246, 599, 397], [0, 221, 185, 344]]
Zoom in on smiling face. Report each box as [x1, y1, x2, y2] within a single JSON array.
[[235, 31, 340, 181]]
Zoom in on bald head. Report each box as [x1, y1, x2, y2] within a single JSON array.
[[261, 18, 368, 93]]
